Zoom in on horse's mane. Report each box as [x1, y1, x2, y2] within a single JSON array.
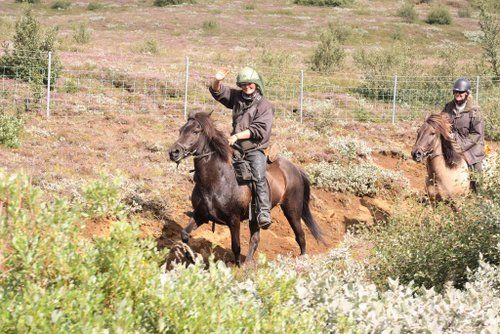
[[190, 112, 231, 162], [426, 113, 463, 168]]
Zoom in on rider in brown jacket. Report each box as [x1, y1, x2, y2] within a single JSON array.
[[441, 78, 485, 191], [210, 67, 274, 229]]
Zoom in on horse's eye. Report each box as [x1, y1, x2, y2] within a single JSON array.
[[193, 130, 201, 134]]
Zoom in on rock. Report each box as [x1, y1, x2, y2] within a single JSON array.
[[343, 205, 373, 233], [360, 197, 392, 221]]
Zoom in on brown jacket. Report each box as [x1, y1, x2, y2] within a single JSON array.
[[441, 98, 485, 165], [210, 84, 274, 151]]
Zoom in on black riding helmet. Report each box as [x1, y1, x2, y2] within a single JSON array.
[[453, 78, 471, 93]]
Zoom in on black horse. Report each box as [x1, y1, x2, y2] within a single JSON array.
[[168, 111, 325, 265]]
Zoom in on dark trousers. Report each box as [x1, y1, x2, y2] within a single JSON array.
[[245, 150, 271, 220], [468, 161, 482, 192]]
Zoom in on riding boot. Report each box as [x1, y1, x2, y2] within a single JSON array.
[[468, 161, 482, 193], [246, 150, 272, 229]]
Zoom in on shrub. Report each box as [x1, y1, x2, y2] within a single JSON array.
[[293, 0, 354, 7], [354, 43, 421, 102], [478, 1, 499, 77], [306, 161, 408, 196], [51, 0, 71, 9], [202, 20, 218, 33], [328, 136, 372, 161], [426, 5, 452, 25], [458, 6, 471, 18], [0, 114, 23, 148], [310, 24, 348, 73], [79, 173, 129, 219], [87, 2, 103, 10], [73, 23, 91, 44], [367, 158, 499, 291], [14, 0, 40, 3], [153, 0, 195, 6], [137, 39, 159, 54], [397, 3, 418, 23], [0, 11, 60, 100], [63, 78, 79, 93]]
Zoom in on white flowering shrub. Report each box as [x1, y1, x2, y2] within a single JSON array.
[[293, 246, 500, 333], [328, 136, 372, 160], [306, 161, 409, 196]]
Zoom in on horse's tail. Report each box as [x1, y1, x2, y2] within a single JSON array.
[[300, 169, 326, 245]]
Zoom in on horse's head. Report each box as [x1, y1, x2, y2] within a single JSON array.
[[411, 114, 452, 162], [168, 111, 230, 163], [169, 112, 208, 163]]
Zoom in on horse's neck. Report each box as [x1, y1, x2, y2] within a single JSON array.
[[427, 137, 468, 194]]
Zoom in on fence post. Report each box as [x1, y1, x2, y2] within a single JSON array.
[[46, 51, 52, 117], [392, 75, 398, 124], [183, 56, 189, 119], [475, 76, 480, 104], [299, 69, 304, 124]]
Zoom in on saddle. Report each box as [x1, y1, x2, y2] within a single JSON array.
[[232, 143, 280, 184]]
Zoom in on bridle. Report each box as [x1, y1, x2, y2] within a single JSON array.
[[174, 119, 214, 163]]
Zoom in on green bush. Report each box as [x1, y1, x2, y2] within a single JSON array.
[[0, 114, 23, 148], [137, 39, 159, 54], [310, 24, 348, 73], [0, 11, 60, 100], [63, 78, 79, 93], [153, 0, 195, 6], [293, 0, 354, 7], [354, 43, 421, 102], [397, 3, 418, 23], [73, 23, 91, 44], [367, 156, 500, 291], [458, 6, 471, 18], [51, 0, 71, 9], [202, 20, 218, 33], [87, 2, 103, 10], [426, 5, 452, 25], [79, 173, 129, 219], [478, 1, 499, 77]]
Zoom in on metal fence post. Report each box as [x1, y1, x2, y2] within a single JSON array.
[[299, 70, 304, 124], [475, 76, 480, 104], [46, 51, 52, 117], [183, 56, 189, 119], [392, 75, 398, 124]]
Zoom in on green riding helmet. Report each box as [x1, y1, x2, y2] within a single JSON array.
[[236, 66, 265, 96]]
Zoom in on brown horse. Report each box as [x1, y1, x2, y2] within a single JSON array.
[[411, 113, 469, 201], [168, 111, 325, 266]]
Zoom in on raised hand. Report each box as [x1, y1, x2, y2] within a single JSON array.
[[215, 69, 229, 81]]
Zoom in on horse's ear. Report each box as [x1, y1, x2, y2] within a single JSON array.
[[187, 110, 198, 120]]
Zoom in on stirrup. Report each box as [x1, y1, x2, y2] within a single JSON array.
[[257, 212, 272, 230]]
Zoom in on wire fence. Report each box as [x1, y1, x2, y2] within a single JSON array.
[[1, 52, 499, 124]]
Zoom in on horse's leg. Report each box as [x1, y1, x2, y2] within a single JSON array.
[[229, 221, 242, 266], [181, 217, 201, 244], [179, 217, 204, 264], [245, 220, 260, 264], [281, 201, 307, 256]]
